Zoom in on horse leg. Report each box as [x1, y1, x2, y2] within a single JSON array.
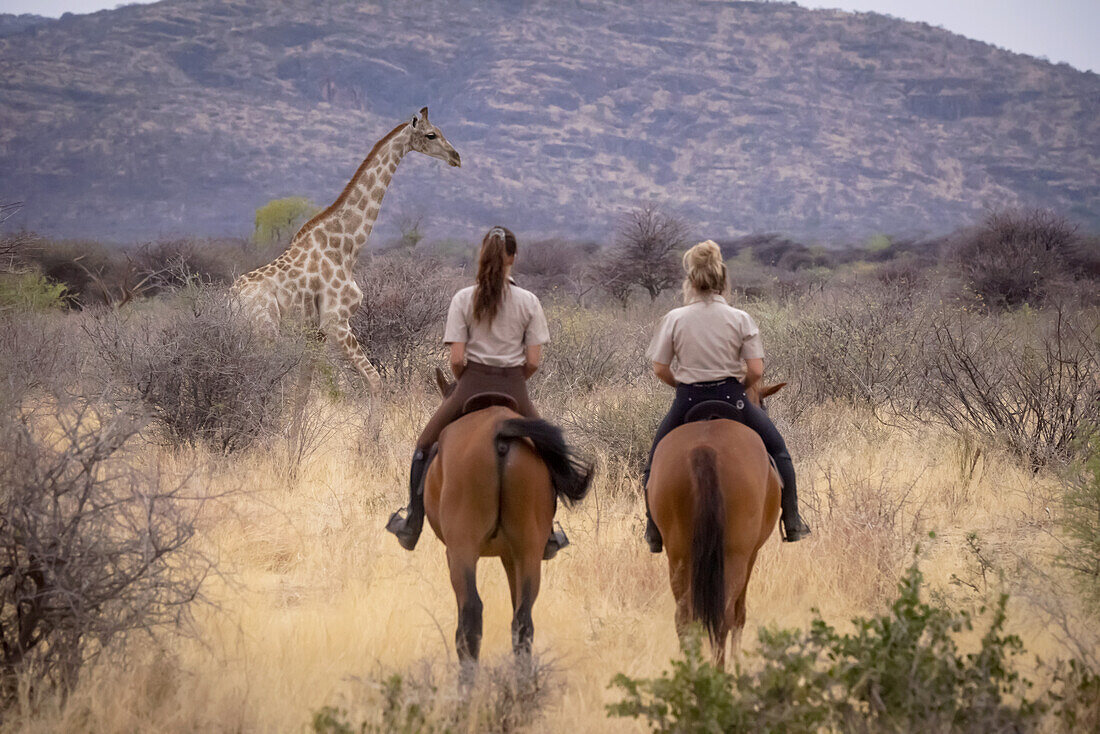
[[731, 548, 762, 665], [509, 553, 541, 661], [667, 556, 692, 649], [501, 553, 519, 611], [729, 590, 747, 666], [722, 555, 751, 670], [447, 546, 483, 679]]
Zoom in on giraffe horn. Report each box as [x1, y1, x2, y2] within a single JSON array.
[[419, 106, 429, 121]]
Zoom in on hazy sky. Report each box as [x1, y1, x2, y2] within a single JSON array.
[[1, 0, 1097, 73]]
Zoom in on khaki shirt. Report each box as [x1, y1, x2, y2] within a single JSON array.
[[443, 281, 550, 367], [646, 295, 764, 384]]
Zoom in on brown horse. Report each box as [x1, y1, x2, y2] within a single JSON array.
[[647, 383, 786, 668], [424, 370, 593, 668]]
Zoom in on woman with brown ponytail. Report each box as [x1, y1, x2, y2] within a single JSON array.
[[386, 225, 556, 552], [641, 240, 811, 551]]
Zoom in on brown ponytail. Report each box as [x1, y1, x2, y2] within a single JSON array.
[[473, 225, 517, 325]]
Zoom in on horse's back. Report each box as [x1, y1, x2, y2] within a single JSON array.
[[426, 406, 553, 556], [650, 420, 779, 555]]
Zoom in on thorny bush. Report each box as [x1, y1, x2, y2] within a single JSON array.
[[0, 392, 207, 703], [89, 286, 303, 453]]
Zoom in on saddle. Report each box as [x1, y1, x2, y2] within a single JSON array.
[[462, 392, 519, 416], [684, 399, 745, 424], [681, 399, 784, 489]]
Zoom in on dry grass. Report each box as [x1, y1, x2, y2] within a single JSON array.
[[1, 380, 1085, 733]]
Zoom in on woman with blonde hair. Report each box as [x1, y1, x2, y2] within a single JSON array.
[[642, 240, 810, 550], [386, 226, 566, 555]]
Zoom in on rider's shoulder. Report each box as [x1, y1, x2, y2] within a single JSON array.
[[508, 282, 541, 304], [452, 284, 476, 300]]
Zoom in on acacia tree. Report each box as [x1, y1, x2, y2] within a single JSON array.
[[253, 197, 320, 247], [600, 204, 689, 302]]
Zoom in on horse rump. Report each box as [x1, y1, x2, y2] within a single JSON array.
[[690, 446, 725, 647], [495, 418, 593, 506]]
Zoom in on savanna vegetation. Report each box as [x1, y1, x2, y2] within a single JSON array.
[[0, 207, 1097, 732]]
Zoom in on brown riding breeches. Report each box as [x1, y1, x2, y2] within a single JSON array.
[[415, 361, 538, 450]]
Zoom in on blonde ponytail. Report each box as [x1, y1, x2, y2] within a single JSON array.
[[682, 239, 728, 303]]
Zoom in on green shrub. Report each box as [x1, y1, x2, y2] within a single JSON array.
[[0, 272, 67, 312], [1058, 430, 1100, 614], [608, 562, 1043, 733], [253, 197, 319, 247]]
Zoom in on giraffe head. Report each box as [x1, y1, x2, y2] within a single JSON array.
[[407, 107, 461, 167]]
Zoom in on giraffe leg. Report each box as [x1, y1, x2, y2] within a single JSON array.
[[322, 316, 382, 394]]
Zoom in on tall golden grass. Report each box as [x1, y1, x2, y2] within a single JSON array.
[[3, 372, 1088, 733]]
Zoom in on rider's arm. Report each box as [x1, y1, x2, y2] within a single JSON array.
[[652, 361, 677, 387], [449, 341, 466, 379], [743, 357, 764, 390], [523, 343, 542, 379]]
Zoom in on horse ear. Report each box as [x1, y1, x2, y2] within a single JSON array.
[[434, 367, 453, 397], [761, 382, 787, 399]]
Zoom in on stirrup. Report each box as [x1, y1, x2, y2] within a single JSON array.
[[543, 522, 570, 561]]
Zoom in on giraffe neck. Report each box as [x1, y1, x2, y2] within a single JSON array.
[[310, 124, 412, 265]]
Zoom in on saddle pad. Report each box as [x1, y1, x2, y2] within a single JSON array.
[[684, 399, 745, 424], [462, 392, 519, 416]]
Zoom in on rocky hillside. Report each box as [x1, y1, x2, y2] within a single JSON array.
[[1, 0, 1097, 243]]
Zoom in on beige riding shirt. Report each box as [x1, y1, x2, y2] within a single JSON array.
[[646, 295, 764, 384], [443, 281, 550, 367]]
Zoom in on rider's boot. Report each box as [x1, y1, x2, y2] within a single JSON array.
[[642, 468, 663, 553], [385, 447, 430, 550], [774, 452, 811, 543]]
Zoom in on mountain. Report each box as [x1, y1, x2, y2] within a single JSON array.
[[1, 0, 1097, 244]]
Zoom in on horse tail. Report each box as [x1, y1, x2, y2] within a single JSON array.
[[495, 418, 593, 506], [690, 446, 725, 647]]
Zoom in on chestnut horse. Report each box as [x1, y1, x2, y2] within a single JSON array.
[[647, 383, 786, 668], [424, 370, 593, 668]]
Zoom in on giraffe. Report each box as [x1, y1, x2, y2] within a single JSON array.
[[233, 107, 461, 392]]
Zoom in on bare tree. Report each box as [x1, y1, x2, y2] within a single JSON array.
[[602, 204, 689, 301], [591, 253, 635, 307], [918, 303, 1099, 469], [395, 209, 426, 250], [0, 392, 209, 699]]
